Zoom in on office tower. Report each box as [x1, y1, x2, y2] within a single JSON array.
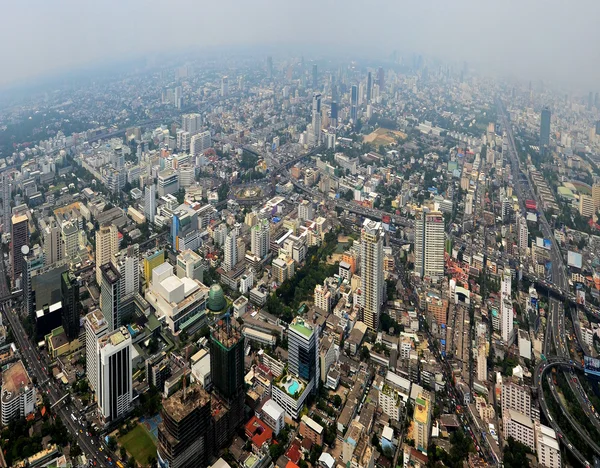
[[289, 317, 319, 392], [221, 76, 228, 97], [176, 249, 204, 282], [61, 221, 79, 259], [101, 263, 121, 332], [43, 219, 63, 266], [250, 218, 270, 259], [95, 223, 119, 285], [518, 215, 529, 251], [312, 64, 318, 88], [298, 200, 314, 222], [24, 249, 44, 322], [596, 121, 600, 136], [181, 113, 202, 135], [144, 185, 156, 224], [377, 66, 384, 89], [190, 131, 212, 157], [85, 310, 108, 393], [579, 193, 595, 218], [174, 86, 183, 109], [97, 327, 133, 421], [1, 361, 35, 425], [366, 71, 372, 103], [1, 174, 11, 234], [11, 213, 29, 282], [414, 208, 445, 281], [501, 380, 532, 418], [112, 244, 140, 300], [143, 249, 164, 286], [501, 272, 514, 346], [413, 390, 432, 453], [592, 184, 600, 211], [330, 102, 338, 127], [310, 93, 322, 146], [223, 230, 237, 272], [157, 384, 211, 468], [267, 56, 273, 79], [476, 344, 487, 382], [61, 271, 80, 341], [350, 85, 358, 123], [502, 197, 511, 222], [360, 219, 384, 330], [540, 108, 551, 155]]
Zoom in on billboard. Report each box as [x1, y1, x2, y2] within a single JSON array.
[[536, 237, 552, 250], [568, 251, 583, 269], [585, 356, 600, 377]]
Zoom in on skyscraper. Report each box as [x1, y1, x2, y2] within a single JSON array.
[[250, 218, 270, 259], [414, 208, 445, 281], [223, 230, 237, 272], [95, 223, 119, 286], [366, 71, 372, 103], [501, 272, 514, 346], [43, 219, 63, 266], [61, 271, 80, 341], [84, 310, 108, 393], [351, 85, 358, 123], [288, 317, 319, 392], [97, 327, 132, 422], [360, 219, 384, 330], [11, 213, 29, 283], [181, 113, 202, 136], [24, 249, 44, 322], [190, 131, 212, 157], [310, 93, 322, 146], [377, 66, 385, 90], [221, 76, 228, 97], [1, 174, 11, 235], [330, 102, 338, 127], [540, 108, 551, 155], [267, 56, 273, 79], [101, 263, 121, 333], [312, 64, 318, 88], [157, 384, 211, 468], [144, 185, 156, 224]]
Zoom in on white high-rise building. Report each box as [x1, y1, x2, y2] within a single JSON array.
[[465, 192, 474, 216], [476, 344, 487, 382], [112, 244, 140, 300], [518, 215, 529, 251], [223, 230, 237, 272], [84, 310, 108, 393], [96, 223, 119, 285], [1, 360, 35, 425], [97, 327, 133, 422], [250, 218, 270, 259], [61, 220, 79, 259], [536, 422, 561, 468], [43, 219, 64, 266], [289, 317, 319, 389], [298, 200, 314, 222], [221, 76, 229, 97], [501, 272, 514, 345], [182, 113, 202, 135], [414, 208, 445, 281], [501, 380, 532, 418], [310, 93, 322, 146], [144, 185, 156, 224], [360, 219, 384, 330], [190, 131, 212, 157]]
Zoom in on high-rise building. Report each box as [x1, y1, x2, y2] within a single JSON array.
[[61, 221, 79, 259], [360, 219, 384, 330], [592, 184, 600, 212], [310, 93, 322, 146], [61, 271, 80, 341], [518, 215, 529, 252], [288, 317, 319, 391], [221, 76, 228, 97], [377, 66, 385, 90], [1, 174, 11, 235], [501, 379, 532, 418], [190, 131, 212, 157], [43, 219, 63, 266], [350, 85, 358, 123], [95, 223, 119, 285], [112, 244, 140, 304], [267, 56, 273, 79], [157, 384, 211, 468], [223, 230, 237, 272], [11, 213, 29, 282], [330, 102, 338, 127], [366, 71, 372, 103], [84, 310, 108, 393], [176, 249, 204, 282], [143, 249, 164, 287], [579, 193, 595, 218], [536, 422, 561, 468], [1, 361, 36, 425], [97, 327, 132, 422], [501, 272, 514, 346], [181, 113, 202, 136], [312, 64, 318, 88], [144, 185, 156, 224], [101, 263, 121, 333], [413, 390, 432, 453], [250, 218, 270, 259], [24, 249, 44, 322], [414, 208, 445, 281], [540, 108, 551, 155]]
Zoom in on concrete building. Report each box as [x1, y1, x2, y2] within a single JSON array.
[[97, 327, 133, 422], [250, 219, 270, 260], [579, 193, 595, 218], [300, 415, 324, 445], [260, 399, 285, 436], [503, 409, 535, 450], [536, 422, 561, 468], [84, 310, 108, 393], [501, 380, 532, 418], [101, 263, 121, 333], [144, 184, 156, 224], [1, 360, 35, 425], [176, 250, 204, 282], [360, 219, 384, 330], [414, 208, 445, 281], [223, 230, 237, 272], [413, 390, 432, 453], [95, 223, 119, 286], [43, 219, 63, 266], [158, 169, 179, 197], [501, 272, 515, 346], [11, 213, 29, 282]]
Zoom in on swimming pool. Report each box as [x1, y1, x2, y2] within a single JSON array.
[[288, 380, 299, 394]]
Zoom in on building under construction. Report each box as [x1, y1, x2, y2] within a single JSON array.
[[157, 383, 211, 468], [209, 318, 246, 450]]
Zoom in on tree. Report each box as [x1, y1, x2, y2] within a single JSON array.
[[107, 436, 117, 451], [120, 446, 128, 460], [503, 437, 532, 468], [359, 346, 370, 361], [344, 189, 354, 201], [332, 394, 342, 408]]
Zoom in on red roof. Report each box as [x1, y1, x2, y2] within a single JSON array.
[[286, 462, 299, 468], [245, 416, 273, 449], [286, 441, 302, 464]]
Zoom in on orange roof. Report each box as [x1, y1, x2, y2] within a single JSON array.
[[286, 462, 299, 468]]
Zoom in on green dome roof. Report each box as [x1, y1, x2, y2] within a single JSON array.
[[208, 284, 226, 311]]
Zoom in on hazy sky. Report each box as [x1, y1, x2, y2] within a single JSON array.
[[2, 0, 599, 90]]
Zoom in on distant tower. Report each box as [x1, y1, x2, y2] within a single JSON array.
[[312, 64, 318, 88], [95, 223, 119, 285], [310, 93, 322, 146], [221, 76, 229, 97], [250, 218, 270, 259], [267, 56, 273, 79], [11, 212, 29, 283], [351, 85, 358, 123], [414, 208, 445, 281], [366, 71, 373, 103], [540, 107, 551, 156], [61, 271, 80, 341], [330, 102, 338, 127], [100, 263, 121, 333], [144, 185, 156, 224], [377, 66, 385, 90], [223, 230, 237, 272]]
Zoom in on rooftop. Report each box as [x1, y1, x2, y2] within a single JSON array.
[[212, 320, 242, 349], [162, 385, 210, 423], [414, 393, 430, 425], [2, 360, 32, 395], [290, 317, 313, 338]]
